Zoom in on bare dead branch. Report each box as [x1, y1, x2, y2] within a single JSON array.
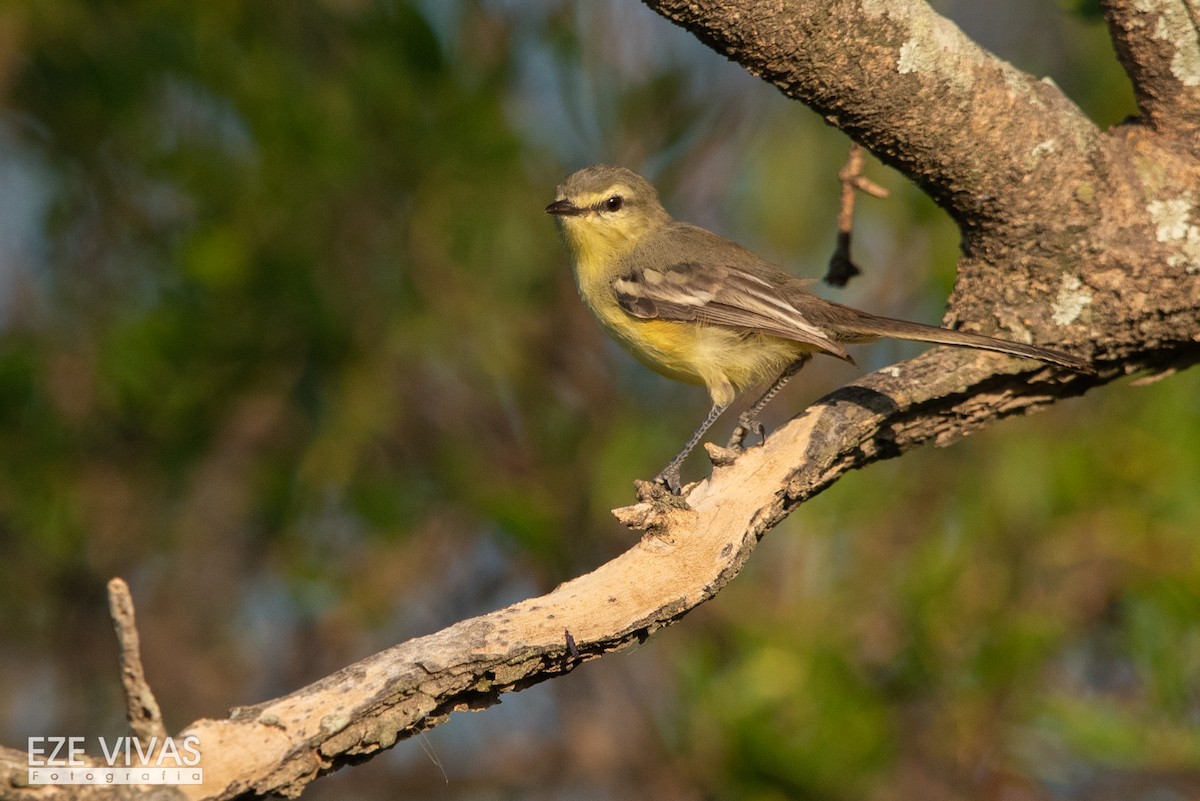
[[107, 578, 168, 745]]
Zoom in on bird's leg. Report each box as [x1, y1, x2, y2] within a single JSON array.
[[654, 401, 728, 493], [727, 358, 809, 449]]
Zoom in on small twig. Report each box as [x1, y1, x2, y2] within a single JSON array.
[[107, 577, 168, 743], [825, 143, 889, 287]]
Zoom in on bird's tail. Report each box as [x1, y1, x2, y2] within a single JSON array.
[[827, 305, 1095, 374]]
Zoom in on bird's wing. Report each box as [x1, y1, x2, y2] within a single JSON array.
[[612, 261, 852, 361]]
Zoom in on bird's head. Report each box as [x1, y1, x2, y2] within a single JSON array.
[[546, 165, 672, 263]]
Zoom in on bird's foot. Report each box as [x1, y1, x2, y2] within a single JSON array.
[[652, 465, 683, 495], [727, 417, 766, 450]]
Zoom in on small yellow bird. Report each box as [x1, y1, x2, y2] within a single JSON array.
[[546, 165, 1092, 491]]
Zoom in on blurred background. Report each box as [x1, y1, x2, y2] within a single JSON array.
[[2, 1, 1198, 799]]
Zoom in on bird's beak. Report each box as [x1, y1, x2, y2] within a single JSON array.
[[545, 198, 584, 217]]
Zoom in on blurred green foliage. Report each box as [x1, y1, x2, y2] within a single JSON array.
[[0, 1, 1195, 800]]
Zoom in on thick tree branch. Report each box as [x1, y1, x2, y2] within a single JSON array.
[[639, 0, 1103, 230], [1103, 0, 1200, 148]]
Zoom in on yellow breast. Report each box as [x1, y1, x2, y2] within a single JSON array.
[[564, 221, 805, 405]]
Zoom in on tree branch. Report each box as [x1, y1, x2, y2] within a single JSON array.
[[639, 0, 1102, 228], [1103, 0, 1200, 148], [825, 143, 889, 287], [107, 578, 168, 745]]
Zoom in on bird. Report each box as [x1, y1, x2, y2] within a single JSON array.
[[546, 164, 1093, 492]]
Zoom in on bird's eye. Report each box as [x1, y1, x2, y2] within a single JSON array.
[[604, 195, 623, 212]]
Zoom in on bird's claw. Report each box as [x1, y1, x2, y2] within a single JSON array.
[[726, 424, 748, 449], [727, 419, 766, 450], [653, 466, 682, 495]]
